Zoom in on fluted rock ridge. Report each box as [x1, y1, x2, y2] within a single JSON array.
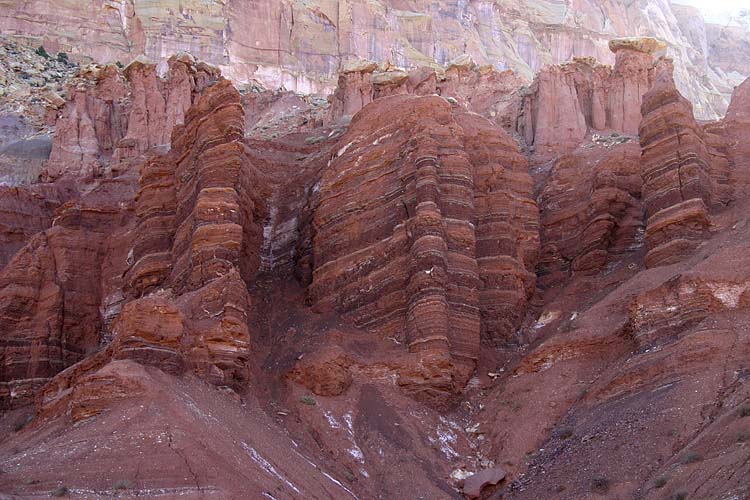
[[639, 61, 732, 268], [303, 94, 538, 401]]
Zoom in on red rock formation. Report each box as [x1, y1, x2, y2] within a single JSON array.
[[115, 272, 251, 388], [304, 94, 538, 400], [629, 260, 750, 349], [0, 65, 246, 409], [115, 58, 168, 160], [639, 61, 731, 268], [608, 38, 667, 134], [0, 75, 254, 416], [0, 219, 108, 409], [518, 59, 595, 154], [0, 0, 738, 119], [0, 184, 67, 270], [122, 77, 254, 387], [115, 55, 222, 162], [43, 64, 129, 180], [327, 61, 378, 123], [492, 227, 750, 499], [327, 58, 524, 131], [463, 467, 506, 499], [723, 77, 750, 196], [441, 64, 524, 132], [0, 170, 139, 408], [519, 37, 665, 159], [43, 54, 221, 181], [537, 142, 644, 285], [457, 112, 539, 347], [288, 345, 353, 397], [3, 40, 750, 500]]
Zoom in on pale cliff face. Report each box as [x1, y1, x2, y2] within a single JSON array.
[[0, 0, 747, 119]]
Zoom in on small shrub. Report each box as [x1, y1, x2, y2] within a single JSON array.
[[113, 479, 132, 490], [51, 486, 68, 497], [300, 396, 316, 406], [36, 45, 50, 59], [672, 492, 687, 500], [115, 61, 124, 68], [654, 476, 668, 488], [680, 452, 702, 464], [739, 405, 750, 418], [736, 431, 749, 443], [590, 476, 610, 493], [56, 52, 68, 63]]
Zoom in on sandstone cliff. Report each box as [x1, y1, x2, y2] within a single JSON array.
[[0, 0, 746, 119]]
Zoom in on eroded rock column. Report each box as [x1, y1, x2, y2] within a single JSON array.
[[639, 62, 715, 267]]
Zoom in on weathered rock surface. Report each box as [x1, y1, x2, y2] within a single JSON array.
[[0, 183, 66, 269], [303, 94, 538, 401], [722, 77, 750, 196], [43, 63, 128, 180], [43, 54, 221, 181], [463, 466, 506, 499], [327, 58, 524, 131], [496, 208, 750, 499], [0, 178, 133, 409], [0, 0, 744, 119], [518, 38, 663, 159], [639, 61, 731, 268], [536, 141, 644, 286], [0, 64, 247, 409], [120, 77, 254, 388]]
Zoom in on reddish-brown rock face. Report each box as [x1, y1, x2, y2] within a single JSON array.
[[43, 64, 129, 180], [327, 62, 378, 124], [121, 77, 254, 388], [43, 54, 221, 181], [519, 39, 664, 159], [537, 141, 644, 285], [327, 59, 524, 131], [115, 55, 222, 163], [0, 180, 134, 409], [0, 184, 68, 270], [639, 61, 731, 268], [0, 70, 248, 409], [723, 77, 750, 195], [0, 0, 742, 119], [304, 94, 538, 401], [4, 76, 255, 420]]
